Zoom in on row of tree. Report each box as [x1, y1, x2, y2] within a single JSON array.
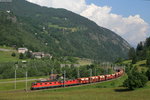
[[128, 37, 150, 65], [0, 57, 114, 79], [124, 37, 150, 90]]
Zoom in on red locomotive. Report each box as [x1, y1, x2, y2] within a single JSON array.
[[31, 69, 124, 90]]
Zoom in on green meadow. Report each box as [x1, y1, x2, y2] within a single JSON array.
[[0, 75, 150, 100]]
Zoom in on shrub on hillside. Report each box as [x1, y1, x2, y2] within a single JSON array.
[[146, 57, 150, 67], [19, 53, 24, 59], [123, 66, 148, 90], [11, 52, 16, 57], [146, 68, 150, 80]]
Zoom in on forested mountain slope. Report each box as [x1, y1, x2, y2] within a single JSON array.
[[0, 0, 130, 61]]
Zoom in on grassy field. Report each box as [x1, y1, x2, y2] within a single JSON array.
[[0, 46, 15, 49], [0, 76, 49, 82], [0, 74, 127, 91], [0, 51, 19, 62], [122, 60, 148, 72], [1, 87, 150, 100], [0, 45, 19, 62], [77, 58, 92, 66], [0, 76, 50, 91], [0, 75, 150, 100]]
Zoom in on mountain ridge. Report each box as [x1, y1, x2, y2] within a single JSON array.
[[0, 0, 130, 61]]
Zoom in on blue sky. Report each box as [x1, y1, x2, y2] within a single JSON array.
[[87, 0, 150, 25]]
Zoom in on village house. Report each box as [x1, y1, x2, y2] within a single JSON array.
[[49, 74, 59, 80], [32, 52, 45, 59], [18, 48, 28, 54], [32, 52, 52, 59]]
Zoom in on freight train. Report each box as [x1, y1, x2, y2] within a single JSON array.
[[31, 69, 124, 90]]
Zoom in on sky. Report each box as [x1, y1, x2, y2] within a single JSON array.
[[26, 0, 150, 47]]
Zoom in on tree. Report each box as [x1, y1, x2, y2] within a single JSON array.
[[146, 57, 150, 67], [123, 66, 148, 90], [136, 42, 145, 60], [145, 37, 150, 48], [146, 68, 150, 80], [132, 56, 137, 64], [136, 42, 144, 51], [128, 47, 136, 59], [19, 53, 24, 59], [26, 51, 32, 58], [11, 52, 16, 57], [115, 57, 123, 63]]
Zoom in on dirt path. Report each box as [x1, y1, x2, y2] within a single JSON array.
[[0, 48, 15, 52]]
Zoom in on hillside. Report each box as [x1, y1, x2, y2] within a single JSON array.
[[0, 0, 130, 61]]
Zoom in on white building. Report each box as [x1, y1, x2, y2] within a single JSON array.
[[18, 48, 28, 54]]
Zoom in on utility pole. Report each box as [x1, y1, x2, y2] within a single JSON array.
[[63, 28, 65, 34], [106, 62, 108, 74], [123, 65, 126, 72], [51, 69, 53, 80], [22, 60, 27, 91], [63, 70, 66, 87], [25, 71, 28, 91], [105, 63, 107, 75], [95, 68, 96, 76], [14, 64, 18, 90], [90, 69, 92, 83], [77, 67, 80, 78], [15, 68, 16, 90]]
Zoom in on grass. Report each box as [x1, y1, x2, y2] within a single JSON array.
[[0, 51, 19, 62], [0, 81, 34, 91], [122, 60, 148, 72], [0, 45, 15, 49], [0, 75, 150, 100], [78, 58, 92, 66], [134, 60, 148, 72], [0, 74, 126, 91], [121, 60, 132, 64], [1, 87, 150, 100], [0, 46, 19, 62], [134, 60, 147, 67], [0, 76, 49, 82], [0, 76, 50, 91], [48, 24, 78, 32]]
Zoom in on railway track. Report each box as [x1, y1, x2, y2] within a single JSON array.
[[0, 69, 124, 93], [27, 75, 123, 93], [0, 76, 123, 93]]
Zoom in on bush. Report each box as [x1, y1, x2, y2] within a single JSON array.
[[132, 56, 137, 64], [146, 68, 150, 80], [19, 53, 24, 59], [11, 52, 16, 57], [123, 66, 148, 90], [25, 51, 32, 58], [146, 57, 150, 67]]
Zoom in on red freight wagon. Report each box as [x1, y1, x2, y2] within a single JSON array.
[[105, 75, 112, 80], [99, 75, 105, 81], [77, 77, 89, 84], [89, 76, 99, 83], [111, 74, 116, 78]]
